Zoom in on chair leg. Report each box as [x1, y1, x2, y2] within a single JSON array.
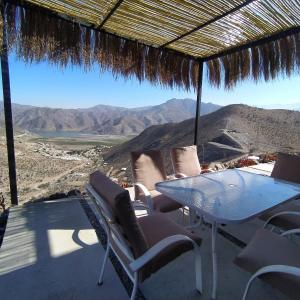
[[189, 208, 196, 227], [130, 272, 139, 300], [242, 273, 257, 300], [194, 246, 203, 294], [98, 243, 110, 285], [182, 207, 186, 224], [185, 208, 203, 231]]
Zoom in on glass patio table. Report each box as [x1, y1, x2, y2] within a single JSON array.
[[156, 169, 300, 299]]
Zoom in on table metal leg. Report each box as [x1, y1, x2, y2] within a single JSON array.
[[212, 222, 218, 299], [185, 208, 203, 230]]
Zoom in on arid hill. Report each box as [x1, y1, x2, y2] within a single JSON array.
[[0, 99, 220, 135], [104, 104, 300, 173]]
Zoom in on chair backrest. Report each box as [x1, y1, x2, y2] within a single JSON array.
[[171, 145, 201, 177], [89, 171, 148, 259], [131, 150, 167, 198], [271, 153, 300, 184]]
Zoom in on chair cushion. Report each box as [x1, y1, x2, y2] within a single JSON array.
[[150, 190, 183, 212], [131, 150, 167, 200], [171, 145, 201, 177], [271, 153, 300, 183], [234, 228, 300, 299], [259, 202, 300, 230], [138, 213, 202, 280], [90, 171, 148, 258]]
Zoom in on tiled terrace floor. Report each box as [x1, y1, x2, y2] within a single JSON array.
[[0, 162, 290, 300]]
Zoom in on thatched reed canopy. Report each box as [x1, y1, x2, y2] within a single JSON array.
[[2, 0, 300, 89]]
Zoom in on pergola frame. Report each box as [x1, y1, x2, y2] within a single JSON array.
[[1, 1, 18, 205], [1, 0, 299, 205]]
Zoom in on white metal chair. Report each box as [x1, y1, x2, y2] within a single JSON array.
[[235, 227, 300, 300], [131, 150, 183, 213], [86, 171, 203, 300], [260, 153, 300, 232]]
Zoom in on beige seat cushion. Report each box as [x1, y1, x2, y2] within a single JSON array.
[[271, 153, 300, 183], [131, 150, 167, 200], [90, 171, 148, 259], [90, 171, 201, 283], [138, 213, 201, 280], [234, 228, 300, 299], [259, 202, 300, 230], [150, 190, 182, 212], [131, 150, 182, 212], [171, 145, 201, 177], [259, 153, 300, 230]]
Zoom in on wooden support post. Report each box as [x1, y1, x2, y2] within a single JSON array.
[[194, 60, 203, 146], [1, 3, 18, 205]]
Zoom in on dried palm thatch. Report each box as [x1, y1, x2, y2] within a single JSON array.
[[3, 3, 198, 90], [208, 33, 300, 89], [2, 1, 300, 90]]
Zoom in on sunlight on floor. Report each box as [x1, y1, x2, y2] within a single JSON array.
[[47, 229, 98, 258]]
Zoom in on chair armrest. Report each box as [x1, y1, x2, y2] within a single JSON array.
[[281, 228, 300, 237], [132, 201, 151, 214], [252, 265, 300, 278], [129, 234, 197, 272], [132, 201, 150, 210], [263, 211, 300, 228], [134, 182, 153, 212], [175, 173, 187, 178], [242, 265, 300, 300], [134, 182, 150, 196]]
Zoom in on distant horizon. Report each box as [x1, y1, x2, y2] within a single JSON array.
[[1, 52, 300, 110], [2, 97, 300, 111]]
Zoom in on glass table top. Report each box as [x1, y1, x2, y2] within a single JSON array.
[[156, 169, 300, 224]]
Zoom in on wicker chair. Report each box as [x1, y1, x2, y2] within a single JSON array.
[[86, 171, 203, 300]]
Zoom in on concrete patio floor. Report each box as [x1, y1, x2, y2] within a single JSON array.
[[0, 198, 128, 300], [0, 162, 290, 300]]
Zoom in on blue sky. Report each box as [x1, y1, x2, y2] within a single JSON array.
[[3, 53, 300, 109]]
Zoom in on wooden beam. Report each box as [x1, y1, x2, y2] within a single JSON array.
[[160, 0, 257, 48], [194, 60, 203, 146], [1, 3, 18, 205], [97, 0, 125, 30]]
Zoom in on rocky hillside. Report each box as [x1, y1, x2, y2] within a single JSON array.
[[0, 99, 220, 135], [104, 104, 300, 172]]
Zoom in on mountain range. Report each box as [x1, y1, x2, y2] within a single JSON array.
[[104, 104, 300, 172], [260, 102, 300, 111], [0, 99, 221, 135]]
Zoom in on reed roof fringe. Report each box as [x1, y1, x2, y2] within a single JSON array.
[[2, 1, 300, 90]]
